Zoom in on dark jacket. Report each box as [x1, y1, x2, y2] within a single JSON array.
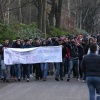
[[47, 41, 53, 46], [81, 53, 100, 77], [69, 42, 79, 58], [62, 42, 70, 59], [0, 44, 11, 60], [53, 41, 59, 46], [77, 44, 84, 60], [84, 44, 90, 55], [12, 41, 22, 48], [22, 44, 32, 48]]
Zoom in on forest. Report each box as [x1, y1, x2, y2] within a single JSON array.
[[0, 0, 100, 42]]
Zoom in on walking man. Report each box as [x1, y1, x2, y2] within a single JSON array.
[[81, 43, 100, 100]]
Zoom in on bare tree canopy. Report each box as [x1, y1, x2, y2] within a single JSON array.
[[0, 0, 100, 34]]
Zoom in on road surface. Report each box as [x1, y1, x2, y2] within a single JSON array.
[[0, 76, 89, 100]]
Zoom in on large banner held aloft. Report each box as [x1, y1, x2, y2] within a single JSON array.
[[4, 46, 62, 65]]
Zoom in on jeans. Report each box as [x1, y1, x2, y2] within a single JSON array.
[[79, 60, 83, 78], [55, 63, 60, 78], [60, 62, 64, 78], [35, 63, 42, 79], [10, 65, 16, 77], [21, 64, 26, 79], [67, 58, 79, 78], [21, 64, 31, 79], [15, 64, 21, 78], [1, 60, 11, 79], [83, 73, 86, 80], [86, 77, 100, 100], [26, 64, 31, 79], [41, 63, 48, 78], [1, 65, 11, 80], [0, 65, 1, 78], [63, 58, 69, 75]]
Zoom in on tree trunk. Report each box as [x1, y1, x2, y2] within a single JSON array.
[[19, 0, 22, 23], [48, 0, 56, 26], [79, 0, 82, 29], [42, 0, 47, 38], [67, 0, 70, 29], [0, 2, 4, 23], [38, 0, 43, 31], [29, 2, 32, 24], [7, 0, 10, 25], [75, 0, 78, 28], [55, 0, 63, 28]]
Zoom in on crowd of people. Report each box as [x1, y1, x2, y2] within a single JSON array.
[[0, 34, 100, 83]]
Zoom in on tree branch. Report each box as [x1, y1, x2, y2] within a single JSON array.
[[82, 7, 90, 24], [2, 0, 8, 7], [3, 1, 34, 12], [5, 0, 15, 8], [32, 0, 38, 8]]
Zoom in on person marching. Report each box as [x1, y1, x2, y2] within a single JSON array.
[[81, 43, 100, 100]]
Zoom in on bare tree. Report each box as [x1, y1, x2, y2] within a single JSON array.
[[42, 0, 47, 38], [37, 0, 43, 31], [19, 0, 22, 23], [55, 0, 63, 28]]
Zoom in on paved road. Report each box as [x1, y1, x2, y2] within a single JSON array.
[[0, 76, 89, 100]]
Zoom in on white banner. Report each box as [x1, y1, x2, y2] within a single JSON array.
[[4, 46, 62, 65]]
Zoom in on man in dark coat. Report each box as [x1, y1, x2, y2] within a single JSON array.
[[81, 43, 100, 100], [0, 38, 11, 82], [12, 37, 22, 81], [22, 39, 32, 82]]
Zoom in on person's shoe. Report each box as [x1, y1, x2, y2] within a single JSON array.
[[82, 80, 86, 83], [80, 76, 82, 79], [27, 78, 29, 82], [35, 78, 39, 81], [77, 78, 80, 81], [43, 78, 46, 81], [18, 78, 20, 81], [40, 77, 42, 80], [67, 78, 70, 82], [10, 76, 13, 79], [60, 78, 63, 80], [14, 78, 17, 81], [82, 80, 85, 83], [51, 72, 54, 76], [6, 79, 9, 83], [30, 74, 33, 78], [73, 76, 76, 78], [55, 78, 59, 81], [23, 78, 25, 80], [3, 77, 6, 82], [1, 78, 3, 80], [33, 73, 35, 77]]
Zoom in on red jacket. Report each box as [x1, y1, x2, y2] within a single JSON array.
[[64, 47, 70, 60]]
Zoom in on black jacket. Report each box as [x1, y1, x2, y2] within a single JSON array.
[[77, 44, 84, 60], [0, 44, 11, 60], [69, 42, 79, 58], [81, 53, 100, 77], [53, 41, 59, 46], [12, 41, 22, 48], [22, 44, 32, 48]]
